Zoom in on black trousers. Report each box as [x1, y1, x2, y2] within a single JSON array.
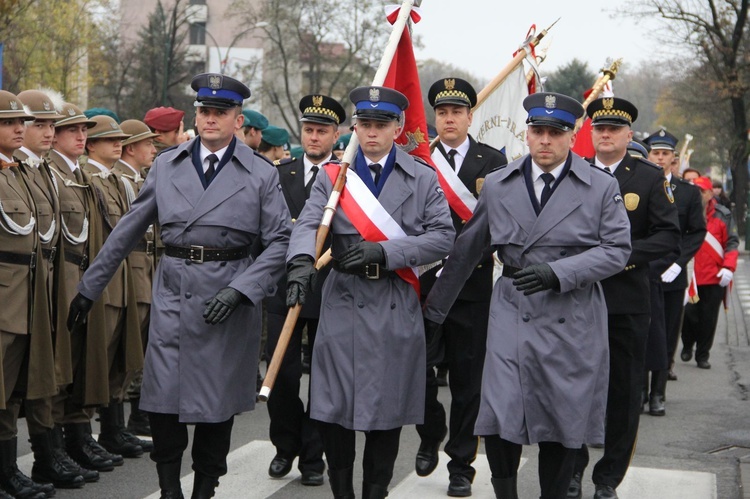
[[417, 299, 488, 480], [663, 288, 686, 366], [265, 312, 324, 473], [148, 412, 234, 478], [317, 422, 401, 488], [682, 284, 725, 363], [485, 436, 576, 499], [576, 313, 650, 489]]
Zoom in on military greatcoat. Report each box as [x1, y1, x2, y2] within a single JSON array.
[[78, 137, 291, 423], [287, 147, 454, 431], [424, 154, 632, 448]]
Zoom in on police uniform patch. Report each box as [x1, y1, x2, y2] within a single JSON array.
[[436, 187, 445, 196], [664, 180, 675, 203], [476, 178, 484, 195], [624, 193, 640, 211], [613, 194, 623, 204]]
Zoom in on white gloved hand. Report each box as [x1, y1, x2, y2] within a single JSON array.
[[717, 268, 733, 287], [661, 263, 682, 283]]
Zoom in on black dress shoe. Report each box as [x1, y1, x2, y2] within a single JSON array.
[[594, 484, 618, 499], [680, 347, 693, 362], [300, 470, 324, 486], [447, 474, 471, 497], [415, 438, 442, 477], [649, 394, 666, 416], [697, 360, 711, 369], [268, 455, 293, 478], [566, 472, 582, 499], [667, 369, 678, 381]]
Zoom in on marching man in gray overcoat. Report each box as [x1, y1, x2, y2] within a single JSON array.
[[423, 92, 632, 499], [67, 73, 291, 499], [285, 86, 454, 499]]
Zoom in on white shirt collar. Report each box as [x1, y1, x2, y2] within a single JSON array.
[[594, 156, 624, 174], [303, 154, 333, 175], [86, 158, 110, 173], [200, 144, 229, 167], [666, 172, 673, 183], [440, 137, 470, 159], [19, 147, 41, 165], [530, 158, 566, 182], [366, 154, 390, 168], [54, 151, 80, 173], [119, 160, 139, 176], [0, 153, 13, 163]]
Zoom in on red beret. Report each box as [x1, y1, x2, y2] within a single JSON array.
[[143, 107, 185, 132], [692, 176, 713, 191]]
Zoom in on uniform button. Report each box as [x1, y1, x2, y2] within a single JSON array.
[[409, 257, 416, 265], [522, 314, 530, 322], [185, 259, 192, 265], [186, 227, 192, 232], [185, 292, 192, 299], [390, 303, 396, 310], [291, 218, 297, 223], [220, 261, 227, 267], [477, 265, 483, 269], [461, 220, 467, 225], [558, 318, 565, 323], [357, 302, 364, 308], [560, 250, 567, 256], [268, 286, 274, 292]]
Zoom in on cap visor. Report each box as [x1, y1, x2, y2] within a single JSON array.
[[527, 118, 573, 131], [299, 116, 338, 126], [592, 119, 630, 127], [354, 111, 399, 122], [434, 98, 471, 108], [194, 99, 238, 110]]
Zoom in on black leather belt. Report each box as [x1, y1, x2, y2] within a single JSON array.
[[65, 250, 89, 270], [0, 251, 36, 268], [333, 261, 396, 280], [133, 241, 155, 256], [165, 244, 251, 263], [501, 264, 522, 278], [42, 248, 57, 262]]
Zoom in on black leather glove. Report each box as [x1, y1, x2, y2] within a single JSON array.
[[203, 287, 245, 324], [337, 241, 385, 271], [67, 293, 94, 332], [286, 256, 316, 307], [512, 263, 560, 295], [424, 318, 444, 369]]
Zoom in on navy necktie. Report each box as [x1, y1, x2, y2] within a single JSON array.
[[540, 172, 555, 208], [205, 154, 219, 183], [370, 163, 382, 185]]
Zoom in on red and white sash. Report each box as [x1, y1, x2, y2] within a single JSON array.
[[431, 150, 476, 221], [325, 165, 420, 296], [703, 232, 724, 259]]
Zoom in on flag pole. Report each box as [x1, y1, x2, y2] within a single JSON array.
[[260, 0, 417, 402], [574, 58, 623, 131], [429, 19, 558, 150]]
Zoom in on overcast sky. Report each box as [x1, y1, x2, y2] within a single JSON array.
[[413, 1, 678, 81]]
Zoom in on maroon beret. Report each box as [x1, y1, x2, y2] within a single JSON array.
[[143, 107, 185, 132]]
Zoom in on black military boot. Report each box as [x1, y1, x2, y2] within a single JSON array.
[[98, 403, 144, 458], [126, 397, 151, 436], [50, 426, 99, 483], [156, 461, 184, 499], [649, 370, 667, 416], [191, 472, 219, 499], [0, 437, 49, 499], [63, 423, 118, 471], [491, 476, 519, 499], [29, 429, 85, 489], [328, 467, 355, 499], [115, 401, 153, 452], [363, 482, 389, 499]]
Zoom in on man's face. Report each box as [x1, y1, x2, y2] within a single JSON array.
[[434, 104, 472, 147], [0, 118, 26, 158], [301, 123, 339, 162], [55, 124, 88, 160], [125, 139, 157, 169], [682, 170, 699, 183], [648, 149, 675, 176], [196, 106, 243, 151], [243, 127, 262, 150], [86, 137, 122, 167], [526, 125, 574, 170], [24, 119, 56, 155], [354, 118, 401, 161], [591, 124, 632, 159], [156, 128, 179, 147]]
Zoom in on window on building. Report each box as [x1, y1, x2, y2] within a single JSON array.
[[190, 22, 206, 45]]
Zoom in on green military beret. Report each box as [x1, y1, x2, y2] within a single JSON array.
[[333, 132, 351, 151], [242, 109, 269, 130], [262, 125, 290, 147], [84, 107, 121, 124]]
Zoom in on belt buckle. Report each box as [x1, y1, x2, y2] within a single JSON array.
[[29, 251, 36, 269], [364, 263, 380, 279], [189, 245, 205, 263], [80, 254, 89, 270], [146, 241, 155, 256], [48, 247, 57, 262]]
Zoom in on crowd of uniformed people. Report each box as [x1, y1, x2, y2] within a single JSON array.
[[0, 69, 737, 499]]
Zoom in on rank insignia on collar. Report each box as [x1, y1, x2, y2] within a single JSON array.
[[369, 88, 380, 102], [545, 95, 556, 108]]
